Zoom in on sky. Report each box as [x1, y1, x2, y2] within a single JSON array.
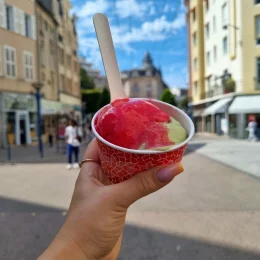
[[71, 0, 188, 89]]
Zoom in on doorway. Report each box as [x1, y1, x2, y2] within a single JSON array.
[[15, 111, 31, 145]]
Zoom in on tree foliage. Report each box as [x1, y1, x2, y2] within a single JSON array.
[[98, 87, 110, 109], [179, 96, 189, 110], [81, 89, 102, 113], [160, 89, 177, 107], [80, 68, 95, 90]]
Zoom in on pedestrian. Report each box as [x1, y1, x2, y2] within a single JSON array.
[[39, 139, 184, 259], [255, 116, 260, 140], [47, 124, 55, 148], [247, 115, 257, 141], [65, 119, 82, 169]]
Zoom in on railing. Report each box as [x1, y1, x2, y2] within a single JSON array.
[[205, 84, 236, 98]]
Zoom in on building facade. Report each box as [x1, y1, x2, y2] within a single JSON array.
[[0, 0, 38, 147], [185, 0, 260, 138], [121, 52, 167, 99], [0, 0, 81, 147], [79, 58, 107, 90]]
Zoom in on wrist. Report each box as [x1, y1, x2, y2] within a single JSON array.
[[39, 228, 87, 260]]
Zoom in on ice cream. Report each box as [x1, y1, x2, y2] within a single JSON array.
[[95, 98, 187, 151]]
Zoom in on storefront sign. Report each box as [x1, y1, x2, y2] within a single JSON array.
[[2, 93, 36, 112], [41, 99, 63, 115]]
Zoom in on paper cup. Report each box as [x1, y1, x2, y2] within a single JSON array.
[[92, 98, 195, 183]]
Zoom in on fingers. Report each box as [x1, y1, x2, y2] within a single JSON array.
[[83, 139, 100, 163], [112, 163, 184, 207]]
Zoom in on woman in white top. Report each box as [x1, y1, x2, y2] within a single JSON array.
[[65, 119, 82, 169]]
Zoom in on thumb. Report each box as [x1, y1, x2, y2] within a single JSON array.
[[113, 163, 184, 208]]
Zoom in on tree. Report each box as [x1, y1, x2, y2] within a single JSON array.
[[81, 89, 102, 113], [98, 87, 110, 109], [80, 68, 95, 90], [160, 89, 177, 107], [179, 96, 189, 110]]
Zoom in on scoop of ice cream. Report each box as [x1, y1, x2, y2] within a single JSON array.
[[95, 98, 187, 150]]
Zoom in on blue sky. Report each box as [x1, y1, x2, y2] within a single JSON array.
[[71, 0, 188, 89]]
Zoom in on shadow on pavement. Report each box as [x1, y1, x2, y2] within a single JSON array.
[[185, 142, 206, 156], [0, 196, 65, 212], [0, 198, 259, 260]]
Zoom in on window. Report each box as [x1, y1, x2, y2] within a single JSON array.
[[6, 5, 14, 31], [255, 0, 260, 4], [66, 55, 71, 68], [223, 36, 228, 54], [205, 0, 209, 11], [207, 51, 211, 66], [255, 16, 260, 45], [193, 32, 197, 46], [25, 14, 32, 38], [74, 61, 78, 72], [222, 3, 228, 26], [59, 47, 64, 65], [194, 81, 198, 95], [213, 16, 216, 32], [256, 58, 260, 89], [193, 58, 198, 70], [60, 74, 65, 91], [58, 34, 63, 42], [205, 23, 210, 39], [191, 8, 196, 22], [206, 76, 212, 90], [23, 51, 34, 81], [4, 46, 16, 78], [146, 84, 152, 98], [132, 83, 139, 97], [213, 45, 217, 62]]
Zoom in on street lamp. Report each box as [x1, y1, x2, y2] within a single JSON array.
[[223, 24, 239, 30], [32, 82, 44, 158]]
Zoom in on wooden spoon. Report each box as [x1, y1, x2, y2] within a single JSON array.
[[93, 13, 127, 101]]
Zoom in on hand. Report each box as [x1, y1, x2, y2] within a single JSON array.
[[39, 139, 184, 260]]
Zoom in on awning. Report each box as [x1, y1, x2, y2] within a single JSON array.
[[203, 97, 233, 116], [193, 109, 204, 117], [229, 95, 260, 114]]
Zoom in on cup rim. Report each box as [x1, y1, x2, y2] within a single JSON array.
[[91, 98, 195, 154]]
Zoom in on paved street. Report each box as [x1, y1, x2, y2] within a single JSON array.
[[0, 137, 260, 259]]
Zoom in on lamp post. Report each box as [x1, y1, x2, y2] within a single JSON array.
[[223, 24, 239, 30], [32, 82, 44, 158]]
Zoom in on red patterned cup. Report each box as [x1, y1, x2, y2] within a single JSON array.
[[91, 99, 195, 183]]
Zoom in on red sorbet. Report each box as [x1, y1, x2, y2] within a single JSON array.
[[95, 98, 175, 150]]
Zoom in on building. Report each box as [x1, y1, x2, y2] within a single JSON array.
[[171, 88, 188, 102], [185, 0, 260, 138], [121, 52, 167, 99], [0, 0, 81, 148], [79, 58, 107, 90], [0, 0, 38, 147]]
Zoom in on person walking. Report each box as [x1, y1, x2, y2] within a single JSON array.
[[47, 124, 55, 148], [65, 119, 82, 169], [247, 115, 257, 141]]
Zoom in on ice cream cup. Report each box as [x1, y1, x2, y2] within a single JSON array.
[[91, 98, 195, 183]]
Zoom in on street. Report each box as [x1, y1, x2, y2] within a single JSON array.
[[0, 137, 260, 259]]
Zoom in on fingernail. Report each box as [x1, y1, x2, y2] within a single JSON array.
[[156, 163, 184, 183]]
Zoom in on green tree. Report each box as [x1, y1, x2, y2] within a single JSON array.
[[80, 68, 95, 89], [98, 87, 110, 109], [81, 89, 102, 113], [179, 96, 189, 110], [160, 89, 177, 107]]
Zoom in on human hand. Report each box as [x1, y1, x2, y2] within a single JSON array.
[[39, 139, 184, 260]]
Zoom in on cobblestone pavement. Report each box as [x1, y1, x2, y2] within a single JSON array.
[[0, 148, 260, 259]]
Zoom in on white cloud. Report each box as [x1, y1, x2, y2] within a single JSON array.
[[73, 0, 109, 18], [163, 4, 176, 13], [149, 6, 156, 16], [115, 0, 150, 18]]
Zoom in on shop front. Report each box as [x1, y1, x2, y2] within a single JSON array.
[[0, 92, 37, 148], [228, 95, 260, 139]]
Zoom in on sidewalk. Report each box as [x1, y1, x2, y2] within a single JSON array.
[[0, 141, 89, 164], [188, 139, 260, 178]]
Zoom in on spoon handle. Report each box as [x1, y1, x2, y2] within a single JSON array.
[[93, 13, 127, 101]]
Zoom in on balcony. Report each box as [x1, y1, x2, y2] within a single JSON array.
[[206, 79, 236, 98]]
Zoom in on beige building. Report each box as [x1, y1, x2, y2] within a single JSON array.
[[0, 0, 38, 147], [121, 52, 167, 99], [185, 0, 260, 139], [0, 0, 81, 147]]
